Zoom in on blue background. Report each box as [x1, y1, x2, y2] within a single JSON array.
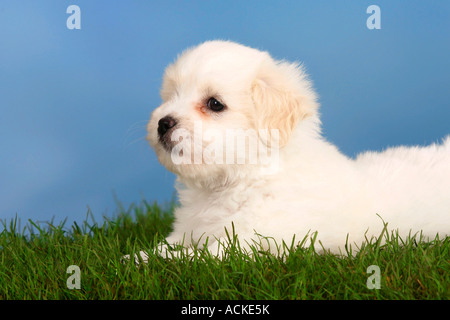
[[0, 1, 449, 227]]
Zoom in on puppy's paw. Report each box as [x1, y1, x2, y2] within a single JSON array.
[[153, 243, 195, 259], [121, 250, 149, 265]]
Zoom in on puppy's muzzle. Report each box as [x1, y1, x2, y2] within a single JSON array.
[[157, 115, 177, 150]]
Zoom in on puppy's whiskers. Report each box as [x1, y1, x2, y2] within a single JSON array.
[[122, 120, 148, 148]]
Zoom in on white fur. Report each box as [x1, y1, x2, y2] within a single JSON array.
[[141, 40, 450, 260]]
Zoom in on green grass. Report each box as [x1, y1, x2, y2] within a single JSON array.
[[0, 200, 448, 299]]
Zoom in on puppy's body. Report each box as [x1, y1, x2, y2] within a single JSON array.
[[146, 41, 450, 257]]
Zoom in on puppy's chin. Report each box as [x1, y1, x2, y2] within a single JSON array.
[[158, 155, 238, 188], [151, 142, 246, 189]]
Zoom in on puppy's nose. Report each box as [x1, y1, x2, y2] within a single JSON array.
[[157, 116, 177, 137]]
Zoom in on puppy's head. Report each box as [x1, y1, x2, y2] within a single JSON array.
[[147, 40, 318, 185]]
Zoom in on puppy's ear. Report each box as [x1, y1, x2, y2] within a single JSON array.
[[251, 61, 318, 147]]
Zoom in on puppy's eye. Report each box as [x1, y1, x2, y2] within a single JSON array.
[[206, 97, 225, 112]]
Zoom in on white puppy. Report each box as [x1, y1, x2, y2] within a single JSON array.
[[141, 40, 449, 260]]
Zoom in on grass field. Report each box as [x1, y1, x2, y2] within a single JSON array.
[[0, 200, 448, 300]]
